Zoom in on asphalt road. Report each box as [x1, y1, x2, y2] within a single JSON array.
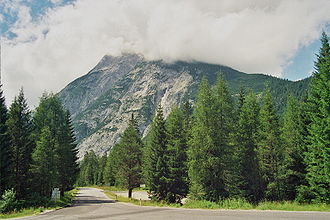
[[13, 188, 330, 220]]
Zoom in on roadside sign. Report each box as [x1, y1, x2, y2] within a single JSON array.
[[51, 188, 61, 201]]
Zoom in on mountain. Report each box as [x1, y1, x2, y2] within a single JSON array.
[[58, 53, 309, 157]]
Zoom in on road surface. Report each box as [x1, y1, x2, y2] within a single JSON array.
[[13, 188, 330, 220]]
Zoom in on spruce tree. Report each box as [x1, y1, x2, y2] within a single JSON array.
[[143, 105, 168, 201], [188, 77, 226, 201], [165, 107, 189, 203], [104, 144, 120, 186], [281, 95, 306, 200], [116, 114, 143, 198], [57, 111, 79, 193], [257, 89, 283, 201], [30, 127, 58, 197], [0, 85, 11, 195], [305, 32, 330, 203], [213, 75, 238, 197], [235, 92, 262, 202], [97, 153, 107, 185], [7, 89, 34, 199], [77, 151, 99, 186]]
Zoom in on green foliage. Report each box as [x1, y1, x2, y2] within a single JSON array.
[[235, 91, 262, 202], [77, 151, 99, 186], [257, 89, 283, 201], [280, 95, 306, 200], [32, 93, 79, 196], [115, 114, 143, 197], [143, 105, 169, 201], [165, 107, 189, 202], [304, 32, 330, 203], [188, 75, 235, 201], [30, 127, 58, 197], [0, 189, 17, 214], [6, 89, 34, 199], [104, 144, 120, 186], [97, 153, 107, 185], [0, 85, 11, 195]]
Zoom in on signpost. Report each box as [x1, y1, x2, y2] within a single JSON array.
[[51, 188, 61, 202]]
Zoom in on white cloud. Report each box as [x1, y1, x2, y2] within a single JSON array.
[[1, 0, 330, 107]]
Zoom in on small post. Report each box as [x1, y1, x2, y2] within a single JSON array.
[[139, 198, 142, 206]]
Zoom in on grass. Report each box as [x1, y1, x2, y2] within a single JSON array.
[[0, 189, 78, 219], [95, 186, 330, 212]]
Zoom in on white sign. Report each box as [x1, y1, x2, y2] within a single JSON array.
[[51, 188, 61, 201]]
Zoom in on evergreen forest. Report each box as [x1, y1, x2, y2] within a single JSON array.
[[78, 32, 330, 205]]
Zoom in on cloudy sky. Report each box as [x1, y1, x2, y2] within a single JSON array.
[[0, 0, 329, 107]]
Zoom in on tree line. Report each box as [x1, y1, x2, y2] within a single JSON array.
[[78, 32, 330, 204], [0, 90, 79, 204]]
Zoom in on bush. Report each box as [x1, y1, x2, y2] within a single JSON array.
[[0, 188, 18, 213]]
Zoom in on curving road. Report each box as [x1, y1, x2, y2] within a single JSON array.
[[14, 188, 330, 220]]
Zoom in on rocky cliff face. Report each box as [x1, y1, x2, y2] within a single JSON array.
[[58, 54, 309, 157]]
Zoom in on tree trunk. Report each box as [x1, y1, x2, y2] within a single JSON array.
[[128, 188, 133, 198]]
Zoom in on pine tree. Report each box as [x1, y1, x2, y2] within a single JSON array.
[[165, 107, 189, 203], [30, 127, 58, 197], [257, 89, 283, 201], [143, 105, 168, 201], [0, 84, 11, 195], [235, 92, 262, 202], [97, 153, 107, 186], [188, 77, 227, 201], [280, 95, 306, 200], [33, 94, 79, 193], [57, 111, 79, 193], [116, 114, 143, 198], [77, 151, 99, 186], [213, 75, 239, 197], [7, 89, 34, 199], [304, 32, 330, 203], [104, 144, 120, 186]]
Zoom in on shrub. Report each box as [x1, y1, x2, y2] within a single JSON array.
[[0, 188, 18, 213]]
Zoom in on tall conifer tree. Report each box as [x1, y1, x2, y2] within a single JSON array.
[[235, 92, 262, 202], [165, 107, 189, 202], [143, 105, 168, 201], [188, 77, 226, 201], [257, 88, 283, 201], [116, 114, 143, 198], [305, 32, 330, 203], [281, 95, 306, 200], [0, 85, 11, 195], [7, 89, 34, 199]]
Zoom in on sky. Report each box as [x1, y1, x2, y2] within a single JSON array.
[[0, 0, 329, 107]]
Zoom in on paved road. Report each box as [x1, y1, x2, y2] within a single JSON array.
[[14, 188, 330, 220]]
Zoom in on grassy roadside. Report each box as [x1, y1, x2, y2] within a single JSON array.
[[0, 189, 78, 219], [96, 186, 330, 212]]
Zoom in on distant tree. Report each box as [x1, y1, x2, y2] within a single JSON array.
[[116, 114, 143, 198], [235, 92, 262, 202], [143, 105, 169, 201], [30, 127, 58, 197], [165, 107, 189, 203], [77, 151, 99, 186], [97, 153, 107, 186], [0, 85, 11, 195], [257, 89, 284, 201], [104, 144, 120, 186], [7, 89, 34, 199], [304, 32, 330, 203]]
